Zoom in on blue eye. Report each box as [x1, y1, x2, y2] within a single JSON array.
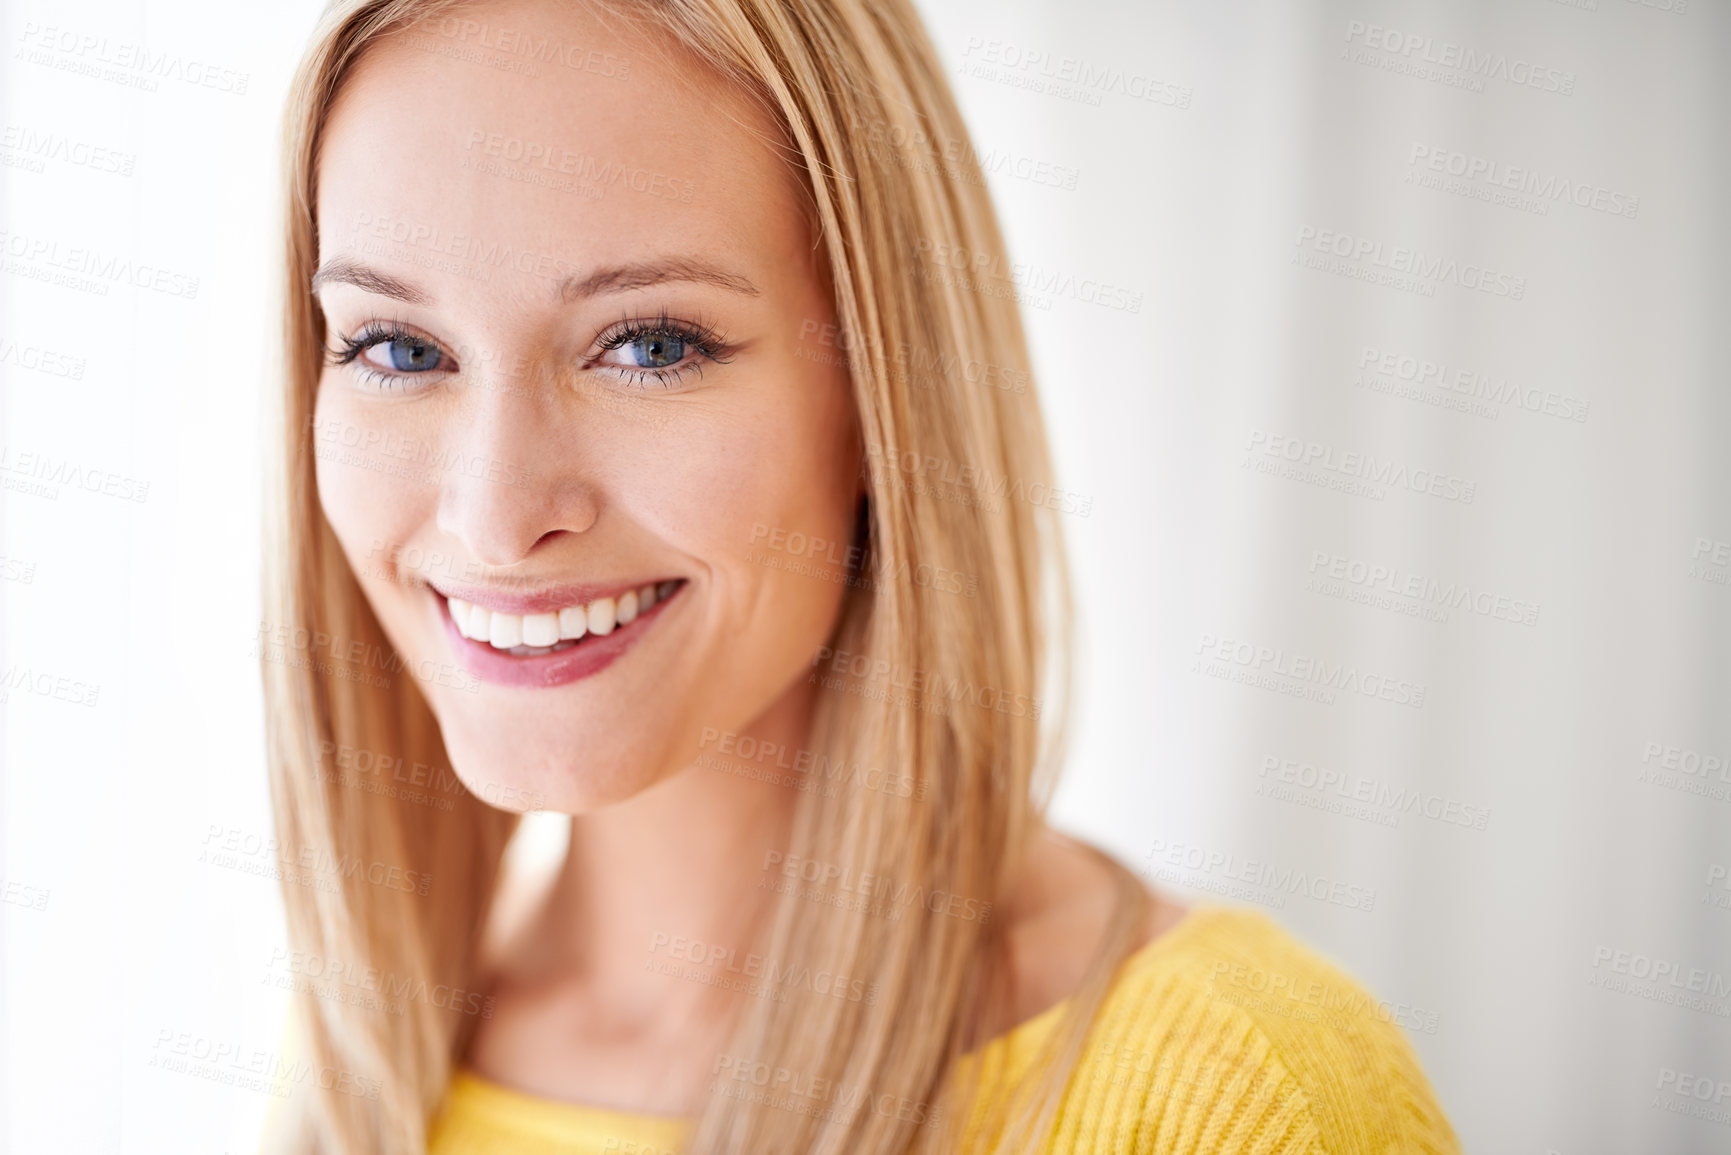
[[628, 334, 685, 368], [329, 324, 453, 388], [365, 336, 443, 373], [588, 315, 734, 388]]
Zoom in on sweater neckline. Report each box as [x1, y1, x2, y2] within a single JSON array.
[[448, 904, 1223, 1131]]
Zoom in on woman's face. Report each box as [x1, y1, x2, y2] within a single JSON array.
[[310, 0, 861, 813]]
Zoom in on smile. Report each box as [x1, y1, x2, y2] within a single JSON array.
[[435, 578, 686, 688], [447, 579, 682, 656]]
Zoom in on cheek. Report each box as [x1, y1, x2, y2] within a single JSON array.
[[311, 381, 435, 565], [662, 387, 859, 650]]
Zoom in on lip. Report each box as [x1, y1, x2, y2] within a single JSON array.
[[427, 577, 677, 616], [436, 580, 685, 689]]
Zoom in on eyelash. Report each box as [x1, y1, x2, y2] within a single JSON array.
[[326, 321, 433, 390], [324, 315, 735, 392], [590, 310, 735, 389]]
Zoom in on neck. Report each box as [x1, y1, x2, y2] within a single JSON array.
[[490, 678, 817, 1025]]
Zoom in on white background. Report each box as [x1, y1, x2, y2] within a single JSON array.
[[2, 0, 1727, 1152]]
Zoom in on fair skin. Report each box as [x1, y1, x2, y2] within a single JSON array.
[[312, 0, 1184, 1118]]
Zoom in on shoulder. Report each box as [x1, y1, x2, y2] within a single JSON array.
[[1078, 905, 1462, 1155], [992, 828, 1188, 1037]]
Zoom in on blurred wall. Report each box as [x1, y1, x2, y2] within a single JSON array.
[[906, 1, 1729, 1150]]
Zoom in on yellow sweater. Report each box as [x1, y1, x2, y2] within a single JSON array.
[[427, 905, 1460, 1153]]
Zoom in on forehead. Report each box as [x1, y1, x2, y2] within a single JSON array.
[[314, 0, 800, 305]]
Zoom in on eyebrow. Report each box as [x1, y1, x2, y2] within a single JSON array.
[[308, 256, 760, 304], [559, 258, 760, 301], [309, 257, 431, 304]]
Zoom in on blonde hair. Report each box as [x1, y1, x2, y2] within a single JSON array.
[[264, 1, 1150, 1151]]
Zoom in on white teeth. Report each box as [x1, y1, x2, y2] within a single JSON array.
[[522, 612, 559, 647], [447, 580, 677, 653], [488, 612, 523, 649]]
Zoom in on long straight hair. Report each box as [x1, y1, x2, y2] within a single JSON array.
[[263, 1, 1151, 1151]]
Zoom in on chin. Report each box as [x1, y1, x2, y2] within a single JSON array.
[[436, 713, 675, 815]]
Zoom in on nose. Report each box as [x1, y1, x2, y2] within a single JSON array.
[[434, 370, 599, 567]]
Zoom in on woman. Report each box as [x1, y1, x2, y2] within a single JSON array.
[[263, 0, 1462, 1151]]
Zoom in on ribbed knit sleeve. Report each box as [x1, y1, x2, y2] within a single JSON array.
[[958, 906, 1461, 1155]]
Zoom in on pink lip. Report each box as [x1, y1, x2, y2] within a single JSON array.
[[427, 577, 678, 616], [437, 581, 684, 688]]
